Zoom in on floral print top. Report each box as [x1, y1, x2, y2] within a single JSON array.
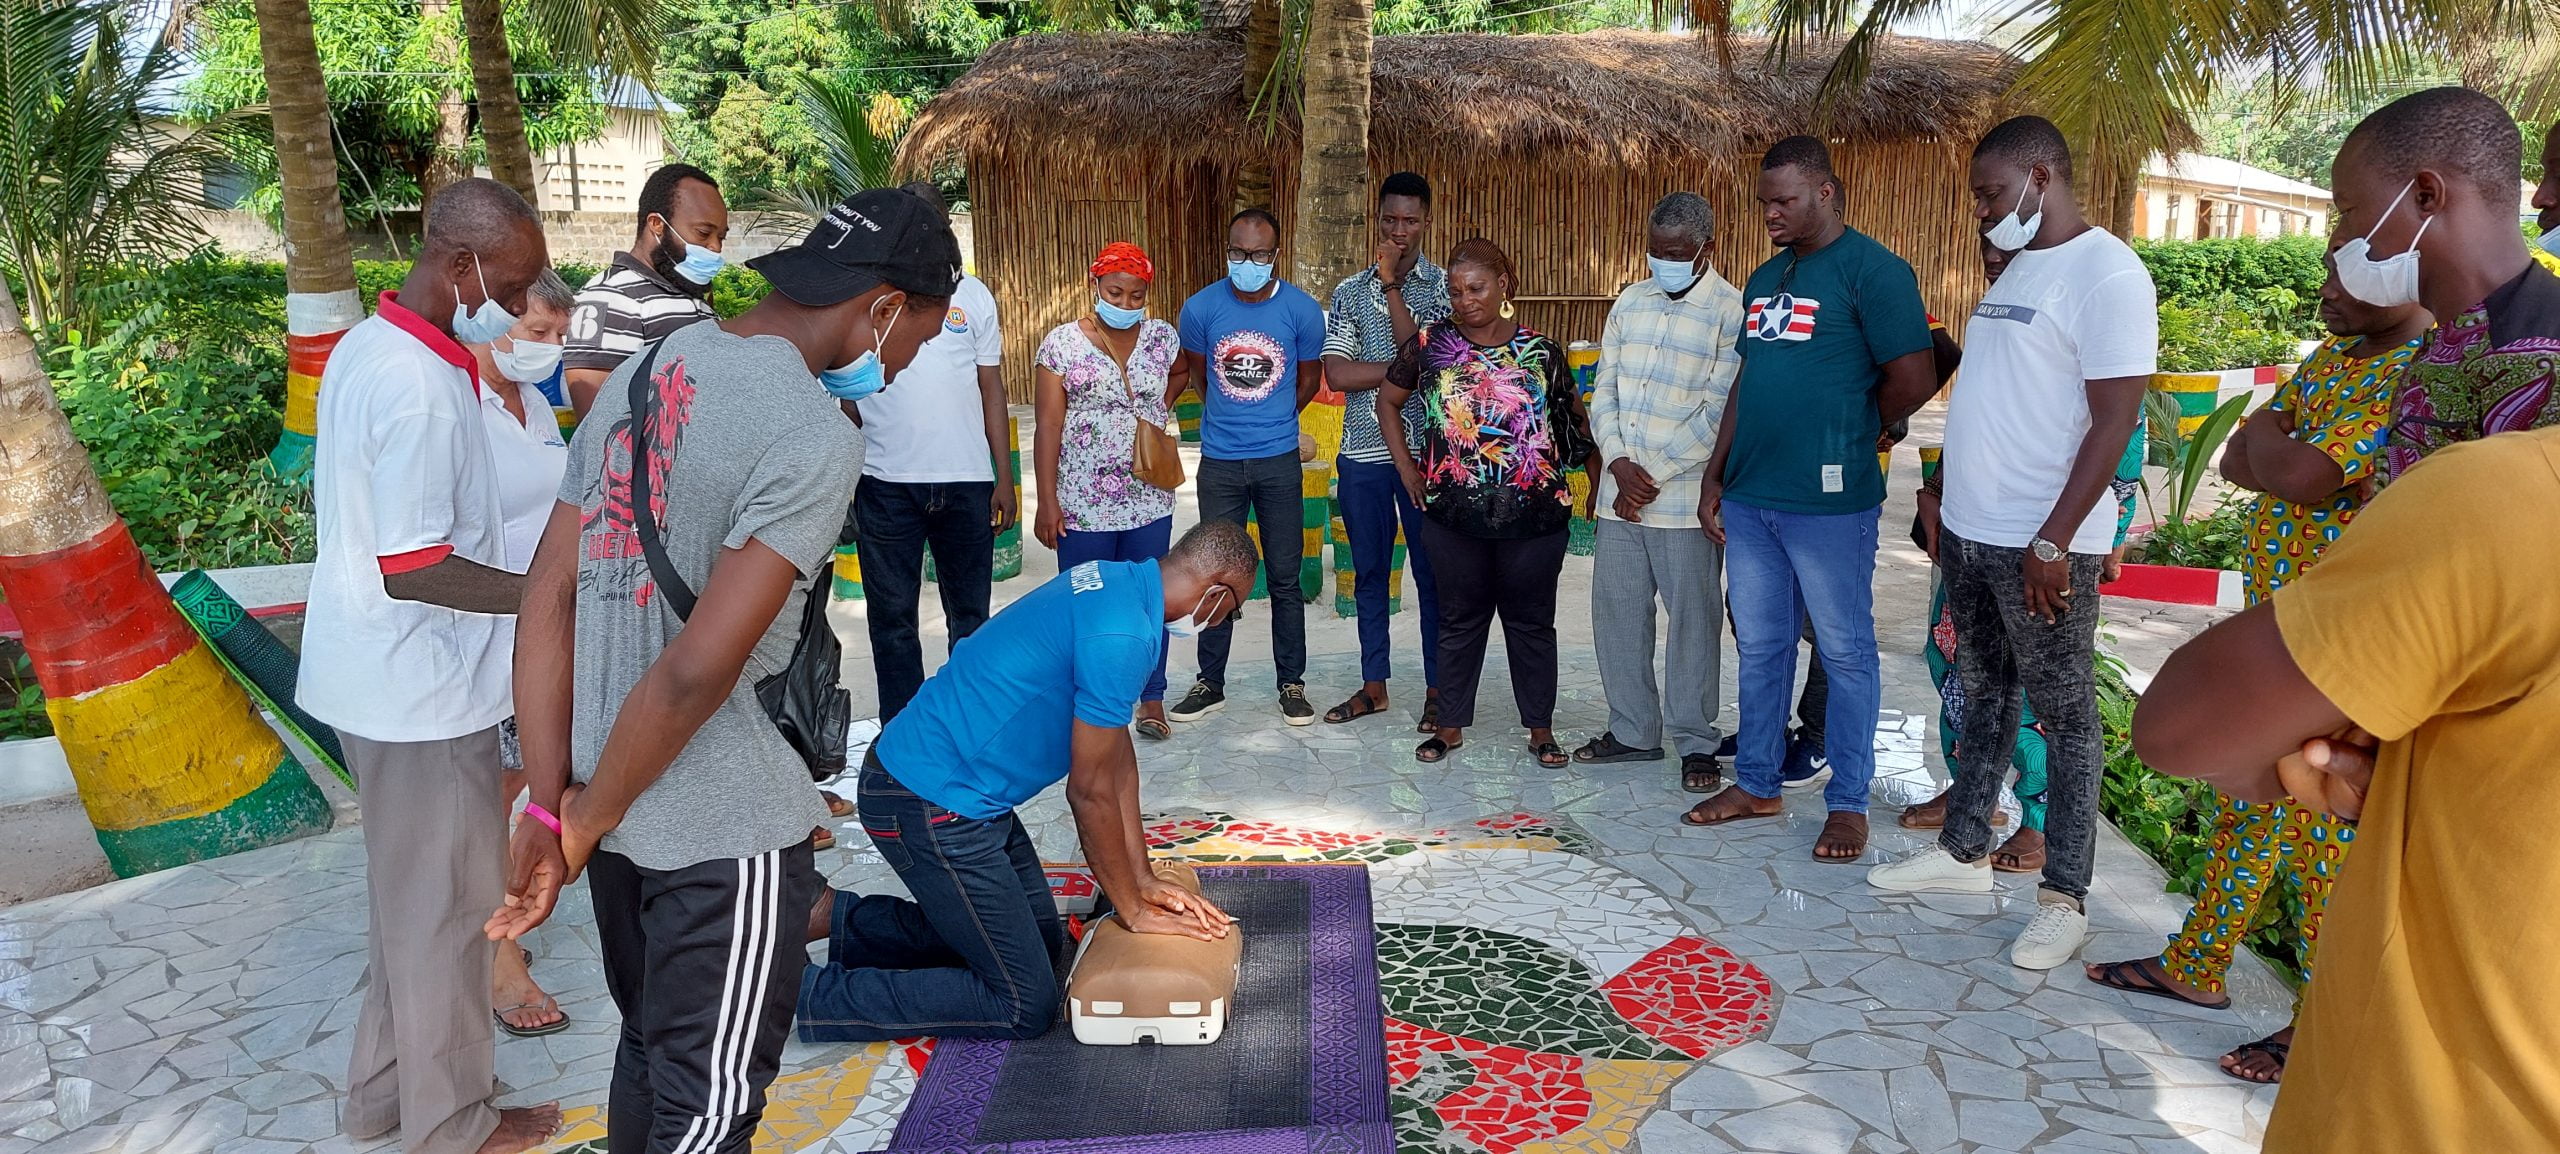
[[1386, 321, 1594, 539], [2385, 251, 2560, 479], [1037, 318, 1181, 533]]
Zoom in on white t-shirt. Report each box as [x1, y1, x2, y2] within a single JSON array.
[[297, 300, 515, 743], [856, 275, 1002, 483], [479, 378, 571, 567], [1941, 227, 2159, 555]]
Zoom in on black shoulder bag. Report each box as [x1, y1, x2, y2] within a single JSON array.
[[623, 341, 851, 783]]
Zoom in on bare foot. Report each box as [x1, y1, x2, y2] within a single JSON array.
[[808, 886, 835, 945], [1681, 785, 1783, 826], [1813, 812, 1869, 861], [492, 944, 563, 1034], [476, 1104, 562, 1154]]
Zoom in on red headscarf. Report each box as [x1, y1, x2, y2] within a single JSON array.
[[1090, 241, 1155, 284]]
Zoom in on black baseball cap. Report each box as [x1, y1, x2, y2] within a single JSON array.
[[746, 188, 963, 307]]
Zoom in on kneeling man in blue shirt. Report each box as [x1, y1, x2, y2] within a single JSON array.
[[797, 520, 1260, 1041]]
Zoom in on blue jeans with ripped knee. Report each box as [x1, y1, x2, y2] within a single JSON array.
[[796, 752, 1065, 1042]]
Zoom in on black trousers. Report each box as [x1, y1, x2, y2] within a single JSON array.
[[1420, 519, 1567, 731], [590, 841, 823, 1154], [853, 477, 997, 721]]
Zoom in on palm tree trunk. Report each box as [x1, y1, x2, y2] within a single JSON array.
[[251, 0, 362, 479], [461, 0, 541, 206], [2107, 152, 2141, 240], [0, 279, 332, 877], [420, 0, 472, 202], [1291, 0, 1371, 297], [1233, 0, 1282, 214]]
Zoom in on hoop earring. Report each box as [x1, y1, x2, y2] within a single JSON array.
[[1498, 299, 1516, 320]]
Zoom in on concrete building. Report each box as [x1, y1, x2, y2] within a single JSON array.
[[2133, 153, 2331, 241]]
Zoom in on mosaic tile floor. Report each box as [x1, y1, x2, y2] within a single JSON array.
[[0, 640, 2297, 1154]]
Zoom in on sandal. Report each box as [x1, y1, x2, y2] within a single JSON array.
[[821, 790, 853, 819], [1416, 696, 1441, 735], [1990, 830, 2046, 873], [1573, 733, 1663, 764], [1531, 741, 1568, 768], [1415, 736, 1463, 764], [2084, 958, 2232, 1010], [1680, 754, 1723, 794], [494, 996, 570, 1038], [1325, 690, 1387, 725], [811, 824, 836, 852], [2221, 1032, 2291, 1084], [1680, 786, 1783, 827], [1134, 716, 1172, 741]]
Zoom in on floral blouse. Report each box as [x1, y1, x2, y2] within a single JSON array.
[[1037, 318, 1181, 533], [1386, 321, 1594, 539]]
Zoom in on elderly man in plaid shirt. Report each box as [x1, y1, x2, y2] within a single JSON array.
[[1316, 171, 1454, 730], [1572, 192, 1746, 794]]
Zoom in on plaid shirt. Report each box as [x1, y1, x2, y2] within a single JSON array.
[[1325, 257, 1452, 463], [1590, 271, 1745, 523]]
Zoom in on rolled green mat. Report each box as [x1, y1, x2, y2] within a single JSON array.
[[168, 570, 353, 791]]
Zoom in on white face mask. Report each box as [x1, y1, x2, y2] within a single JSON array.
[[1983, 178, 2045, 252], [490, 337, 564, 384], [1164, 586, 1228, 639], [2334, 179, 2432, 308]]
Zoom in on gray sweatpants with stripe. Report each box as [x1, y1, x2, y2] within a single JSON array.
[[1591, 517, 1726, 758], [590, 841, 822, 1154]]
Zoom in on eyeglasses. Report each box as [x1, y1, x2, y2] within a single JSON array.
[[1225, 248, 1278, 266]]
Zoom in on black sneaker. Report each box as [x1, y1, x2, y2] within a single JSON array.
[[1279, 684, 1315, 727], [1169, 680, 1226, 723]]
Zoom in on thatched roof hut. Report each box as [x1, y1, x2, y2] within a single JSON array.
[[903, 31, 2021, 400]]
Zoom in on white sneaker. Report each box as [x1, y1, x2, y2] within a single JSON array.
[[1866, 845, 1993, 894], [2011, 892, 2090, 970]]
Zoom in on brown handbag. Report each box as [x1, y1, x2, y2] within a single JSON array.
[[1123, 339, 1185, 491]]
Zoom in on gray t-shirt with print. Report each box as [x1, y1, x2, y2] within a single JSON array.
[[560, 318, 856, 870]]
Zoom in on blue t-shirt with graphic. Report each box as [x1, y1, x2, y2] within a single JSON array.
[[875, 559, 1165, 819], [1178, 279, 1327, 460]]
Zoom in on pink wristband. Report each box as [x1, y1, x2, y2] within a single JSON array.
[[523, 802, 563, 835]]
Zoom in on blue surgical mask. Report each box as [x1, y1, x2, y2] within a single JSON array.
[[1649, 254, 1701, 296], [674, 243, 725, 285], [451, 253, 516, 345], [1095, 297, 1146, 329], [1227, 258, 1274, 295], [819, 306, 900, 401], [2541, 227, 2560, 258]]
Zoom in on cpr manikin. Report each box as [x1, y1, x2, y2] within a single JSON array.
[[1067, 862, 1242, 1045]]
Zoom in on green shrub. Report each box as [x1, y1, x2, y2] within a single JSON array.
[[2134, 236, 2328, 338], [710, 266, 771, 318], [2156, 297, 2306, 373], [357, 258, 605, 306], [2140, 492, 2253, 571]]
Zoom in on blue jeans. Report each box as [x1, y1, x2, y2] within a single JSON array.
[[796, 754, 1066, 1043], [1723, 499, 1880, 812], [1057, 516, 1173, 702], [855, 478, 996, 721], [1334, 456, 1437, 687]]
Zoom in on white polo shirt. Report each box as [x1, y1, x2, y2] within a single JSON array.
[[479, 377, 572, 567], [298, 293, 515, 743], [855, 275, 1002, 483]]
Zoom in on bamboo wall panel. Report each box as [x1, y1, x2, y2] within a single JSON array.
[[976, 134, 1991, 403]]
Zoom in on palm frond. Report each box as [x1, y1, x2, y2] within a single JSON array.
[[521, 0, 678, 85]]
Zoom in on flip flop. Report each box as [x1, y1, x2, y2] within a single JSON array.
[[1325, 690, 1386, 725], [1134, 716, 1172, 741], [2222, 1034, 2290, 1084], [1415, 736, 1463, 764], [494, 998, 570, 1038], [2084, 958, 2231, 1010]]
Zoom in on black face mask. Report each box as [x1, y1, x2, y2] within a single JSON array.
[[645, 220, 709, 300]]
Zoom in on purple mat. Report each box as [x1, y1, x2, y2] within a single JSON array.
[[882, 864, 1391, 1154]]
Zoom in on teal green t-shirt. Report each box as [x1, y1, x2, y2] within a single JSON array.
[[1720, 228, 1932, 515]]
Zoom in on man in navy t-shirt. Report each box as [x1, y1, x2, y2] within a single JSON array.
[[795, 521, 1261, 1042], [1168, 209, 1328, 728]]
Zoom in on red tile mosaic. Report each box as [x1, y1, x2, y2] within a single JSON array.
[[1598, 936, 1775, 1058]]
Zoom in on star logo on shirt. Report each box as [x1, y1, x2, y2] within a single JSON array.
[[1746, 294, 1820, 342]]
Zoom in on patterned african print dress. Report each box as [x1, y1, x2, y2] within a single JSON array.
[[2156, 332, 2417, 995]]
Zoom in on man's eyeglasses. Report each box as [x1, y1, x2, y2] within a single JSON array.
[[1225, 248, 1278, 266]]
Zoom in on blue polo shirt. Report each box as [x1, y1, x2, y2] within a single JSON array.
[[874, 559, 1166, 819]]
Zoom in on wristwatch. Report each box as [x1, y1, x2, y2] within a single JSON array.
[[2030, 537, 2065, 563]]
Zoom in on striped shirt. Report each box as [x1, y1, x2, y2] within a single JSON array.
[[563, 253, 719, 373], [1324, 257, 1451, 463], [1590, 271, 1745, 523]]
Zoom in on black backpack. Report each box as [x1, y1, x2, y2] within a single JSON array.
[[623, 341, 851, 783]]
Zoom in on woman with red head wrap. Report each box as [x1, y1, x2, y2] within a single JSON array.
[[1032, 242, 1194, 737]]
